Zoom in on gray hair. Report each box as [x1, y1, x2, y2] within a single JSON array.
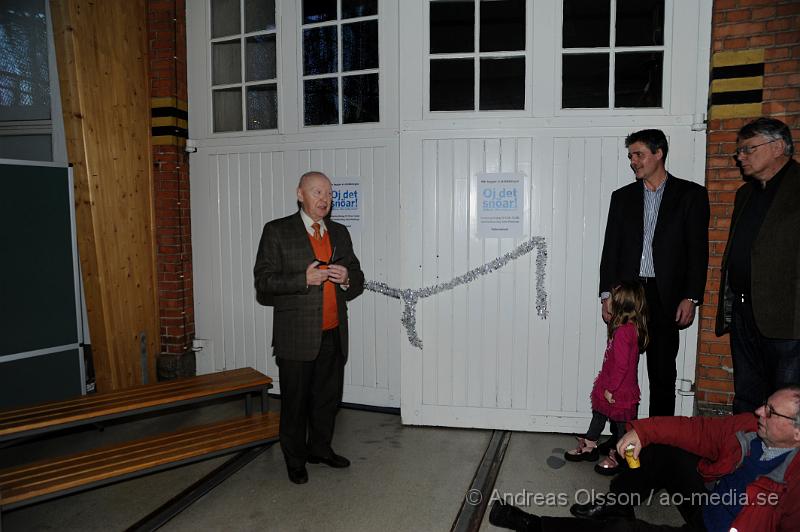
[[298, 171, 329, 189], [738, 117, 795, 157]]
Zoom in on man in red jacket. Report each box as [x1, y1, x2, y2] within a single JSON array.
[[490, 386, 800, 531]]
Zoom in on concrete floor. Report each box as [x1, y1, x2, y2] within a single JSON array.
[[2, 400, 684, 531]]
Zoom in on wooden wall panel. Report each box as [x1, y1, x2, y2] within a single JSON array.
[[50, 0, 159, 391]]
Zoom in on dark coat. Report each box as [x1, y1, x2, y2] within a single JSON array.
[[599, 174, 710, 317], [716, 159, 800, 339], [253, 211, 365, 361]]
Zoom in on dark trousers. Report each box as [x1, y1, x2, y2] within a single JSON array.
[[586, 411, 627, 443], [730, 298, 800, 413], [277, 327, 345, 469], [642, 281, 680, 416], [541, 445, 707, 532]]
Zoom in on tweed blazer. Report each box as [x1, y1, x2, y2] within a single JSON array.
[[599, 174, 710, 317], [254, 211, 365, 361], [716, 159, 800, 339]]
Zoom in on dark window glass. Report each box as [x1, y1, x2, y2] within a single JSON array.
[[480, 0, 525, 52], [245, 0, 276, 32], [246, 35, 277, 81], [480, 57, 524, 110], [430, 1, 474, 53], [212, 40, 241, 85], [343, 74, 379, 123], [247, 84, 278, 129], [303, 0, 337, 24], [211, 0, 240, 38], [430, 59, 474, 111], [213, 88, 242, 132], [342, 20, 378, 71], [616, 0, 664, 46], [562, 0, 610, 48], [562, 54, 608, 108], [303, 26, 338, 75], [615, 52, 662, 108], [342, 0, 377, 19], [304, 78, 339, 125]]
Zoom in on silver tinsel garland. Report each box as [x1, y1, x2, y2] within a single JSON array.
[[366, 236, 548, 349]]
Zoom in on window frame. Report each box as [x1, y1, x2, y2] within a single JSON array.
[[298, 0, 381, 129], [424, 0, 532, 117], [206, 0, 281, 135], [556, 0, 673, 116]]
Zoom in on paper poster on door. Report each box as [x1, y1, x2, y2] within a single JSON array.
[[476, 172, 524, 238], [330, 177, 361, 233]]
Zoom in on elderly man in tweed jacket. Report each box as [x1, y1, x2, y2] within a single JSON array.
[[254, 171, 364, 484]]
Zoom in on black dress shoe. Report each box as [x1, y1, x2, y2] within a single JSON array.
[[489, 500, 541, 531], [307, 453, 350, 468], [569, 501, 634, 521], [287, 466, 308, 484]]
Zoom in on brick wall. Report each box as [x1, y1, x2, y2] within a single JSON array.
[[147, 0, 195, 369], [696, 0, 800, 413]]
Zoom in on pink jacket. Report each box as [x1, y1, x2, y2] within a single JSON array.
[[590, 322, 640, 421]]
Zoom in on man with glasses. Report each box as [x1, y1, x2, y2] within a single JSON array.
[[490, 386, 800, 531], [716, 117, 800, 414]]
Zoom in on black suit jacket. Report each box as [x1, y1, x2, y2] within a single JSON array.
[[253, 212, 365, 361], [599, 174, 710, 317], [716, 159, 800, 338]]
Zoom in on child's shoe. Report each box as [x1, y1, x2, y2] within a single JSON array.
[[564, 437, 599, 462]]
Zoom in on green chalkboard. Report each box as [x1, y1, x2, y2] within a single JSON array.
[[0, 163, 79, 356]]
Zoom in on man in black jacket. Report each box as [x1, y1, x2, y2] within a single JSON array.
[[600, 129, 710, 417], [716, 117, 800, 414]]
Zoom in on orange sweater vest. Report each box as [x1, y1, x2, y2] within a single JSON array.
[[308, 231, 339, 330]]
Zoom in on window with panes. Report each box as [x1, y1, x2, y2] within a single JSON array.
[[209, 0, 277, 132], [561, 0, 664, 109], [428, 0, 526, 112], [301, 0, 379, 126]]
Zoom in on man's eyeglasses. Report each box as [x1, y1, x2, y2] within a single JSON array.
[[762, 402, 795, 421], [734, 139, 777, 156]]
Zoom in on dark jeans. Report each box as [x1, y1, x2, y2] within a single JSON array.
[[586, 411, 627, 443], [541, 445, 707, 532], [642, 281, 680, 416], [277, 328, 345, 468], [730, 298, 800, 413]]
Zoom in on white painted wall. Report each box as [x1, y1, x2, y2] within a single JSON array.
[[187, 0, 712, 427]]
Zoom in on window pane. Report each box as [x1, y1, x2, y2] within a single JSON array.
[[304, 78, 339, 125], [480, 0, 525, 52], [562, 0, 609, 48], [303, 0, 337, 24], [616, 0, 664, 46], [213, 87, 242, 132], [562, 54, 608, 108], [430, 1, 474, 54], [342, 20, 378, 72], [343, 73, 379, 123], [342, 0, 377, 19], [212, 40, 241, 85], [247, 84, 277, 129], [615, 52, 662, 108], [211, 0, 240, 38], [246, 35, 276, 81], [0, 0, 50, 121], [430, 59, 474, 111], [480, 57, 524, 110], [303, 26, 338, 75], [245, 0, 276, 32]]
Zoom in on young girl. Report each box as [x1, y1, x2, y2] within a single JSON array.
[[564, 281, 648, 473]]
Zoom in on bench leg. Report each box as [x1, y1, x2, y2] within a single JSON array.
[[245, 393, 253, 416], [261, 387, 269, 413]]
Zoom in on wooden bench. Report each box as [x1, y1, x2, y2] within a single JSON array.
[[0, 368, 279, 526]]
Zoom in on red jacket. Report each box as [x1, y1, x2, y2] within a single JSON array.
[[630, 414, 800, 532], [591, 323, 640, 421]]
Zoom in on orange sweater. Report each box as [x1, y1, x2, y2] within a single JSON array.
[[308, 231, 338, 330]]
